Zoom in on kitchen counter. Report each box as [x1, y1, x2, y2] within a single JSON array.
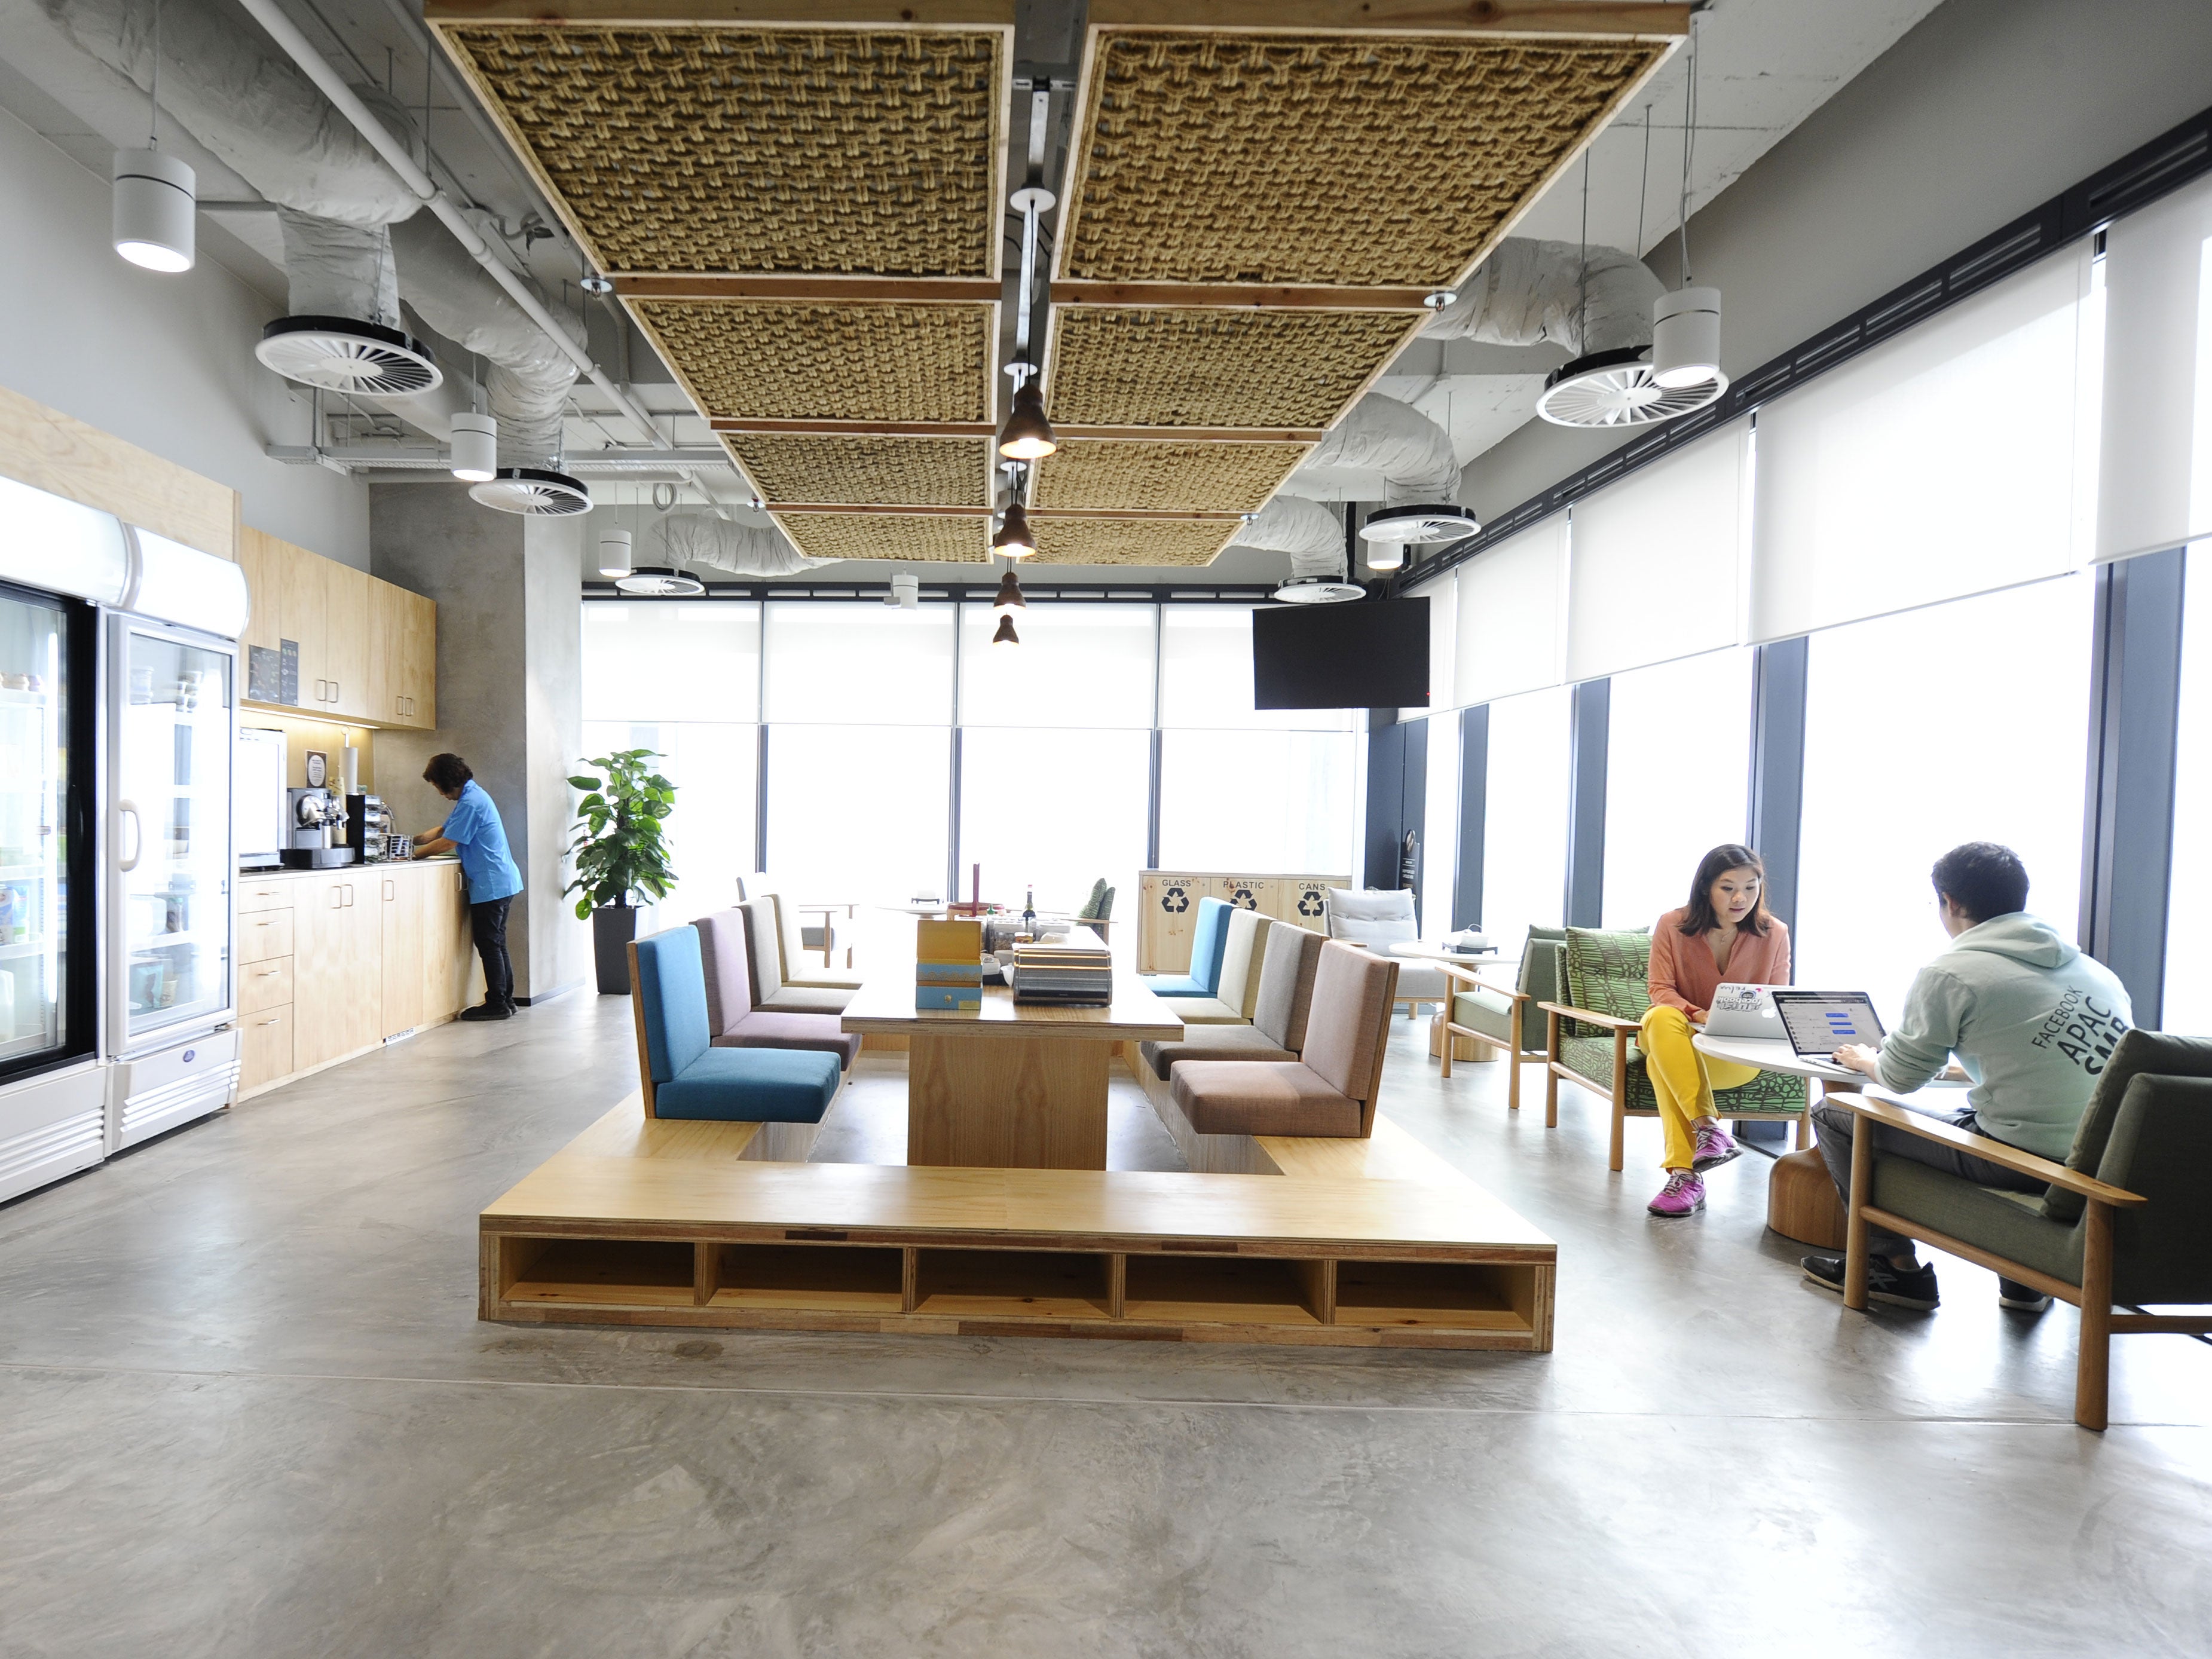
[[238, 857, 459, 883]]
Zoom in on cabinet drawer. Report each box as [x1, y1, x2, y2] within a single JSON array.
[[237, 880, 295, 914], [239, 1005, 293, 1094], [239, 910, 295, 965], [240, 956, 293, 1014]]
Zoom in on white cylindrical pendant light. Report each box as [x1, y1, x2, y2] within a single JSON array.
[[597, 527, 634, 578], [112, 149, 195, 273], [1653, 286, 1724, 390], [1363, 539, 1406, 574], [449, 413, 498, 482]]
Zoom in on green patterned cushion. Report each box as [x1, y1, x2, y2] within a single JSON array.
[[1563, 929, 1653, 1037], [1555, 1036, 1810, 1117]]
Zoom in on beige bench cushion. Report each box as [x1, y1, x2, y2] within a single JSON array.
[[1169, 1060, 1361, 1138], [1166, 995, 1244, 1025]]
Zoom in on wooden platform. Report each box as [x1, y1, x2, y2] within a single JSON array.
[[479, 1097, 1556, 1350]]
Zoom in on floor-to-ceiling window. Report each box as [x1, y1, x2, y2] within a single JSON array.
[[1155, 605, 1357, 873], [1477, 685, 1572, 950], [760, 602, 953, 911], [1600, 648, 1757, 929], [2165, 546, 2211, 1033], [957, 602, 1154, 928], [1793, 576, 2095, 1018], [580, 601, 761, 926]]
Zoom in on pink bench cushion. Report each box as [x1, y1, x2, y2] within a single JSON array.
[[1168, 1060, 1360, 1138], [711, 1010, 860, 1070]]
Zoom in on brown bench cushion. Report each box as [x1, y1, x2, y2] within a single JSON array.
[[1140, 1025, 1298, 1081], [712, 1011, 860, 1070], [1169, 1060, 1361, 1138]]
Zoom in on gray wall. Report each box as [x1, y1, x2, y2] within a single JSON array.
[[1464, 0, 2212, 522], [371, 482, 584, 1001]]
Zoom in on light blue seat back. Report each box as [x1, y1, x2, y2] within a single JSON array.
[[634, 927, 712, 1084], [1188, 897, 1232, 995]]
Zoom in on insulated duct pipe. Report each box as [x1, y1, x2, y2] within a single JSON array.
[[230, 0, 660, 447], [1420, 235, 1662, 356], [1287, 394, 1461, 508], [1221, 494, 1347, 581], [656, 513, 831, 579]]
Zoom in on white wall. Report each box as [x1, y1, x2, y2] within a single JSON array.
[[0, 107, 369, 564], [1465, 0, 2212, 522]]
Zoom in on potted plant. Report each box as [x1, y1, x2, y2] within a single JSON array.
[[564, 748, 677, 994]]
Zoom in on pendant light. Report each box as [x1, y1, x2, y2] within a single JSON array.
[[112, 0, 194, 273], [992, 568, 1026, 616], [991, 613, 1020, 647], [597, 528, 633, 579], [1651, 21, 1727, 393], [996, 378, 1057, 461], [992, 501, 1037, 558], [1363, 539, 1406, 574], [449, 412, 498, 482]]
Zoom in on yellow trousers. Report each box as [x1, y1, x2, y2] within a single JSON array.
[[1639, 1005, 1762, 1171]]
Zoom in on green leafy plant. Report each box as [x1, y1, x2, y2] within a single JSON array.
[[564, 748, 677, 920]]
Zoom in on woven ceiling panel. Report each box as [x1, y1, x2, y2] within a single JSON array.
[[1048, 307, 1415, 429], [724, 434, 993, 508], [774, 512, 992, 564], [1030, 440, 1310, 512], [1060, 33, 1662, 287], [635, 300, 995, 423], [1024, 518, 1238, 567], [439, 26, 1004, 277]]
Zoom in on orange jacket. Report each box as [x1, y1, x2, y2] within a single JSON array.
[[1648, 907, 1792, 1021]]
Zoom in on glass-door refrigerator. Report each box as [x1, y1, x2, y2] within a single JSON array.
[[0, 482, 116, 1205], [105, 593, 241, 1152]]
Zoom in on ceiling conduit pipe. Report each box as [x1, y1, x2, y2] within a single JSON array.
[[228, 0, 661, 447]]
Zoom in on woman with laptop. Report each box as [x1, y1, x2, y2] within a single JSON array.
[[1642, 844, 1792, 1218]]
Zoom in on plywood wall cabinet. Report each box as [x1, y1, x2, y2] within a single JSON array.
[[241, 530, 437, 729], [1136, 871, 1350, 973], [0, 384, 237, 559]]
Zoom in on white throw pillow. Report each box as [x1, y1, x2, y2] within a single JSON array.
[[1325, 887, 1416, 946]]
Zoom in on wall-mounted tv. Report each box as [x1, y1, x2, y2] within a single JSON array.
[[1252, 597, 1430, 711]]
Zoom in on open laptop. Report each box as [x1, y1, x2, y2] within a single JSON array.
[[1699, 982, 1785, 1040], [1767, 990, 1887, 1057]]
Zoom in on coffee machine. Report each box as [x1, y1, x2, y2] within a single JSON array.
[[344, 794, 401, 862], [282, 787, 355, 868]]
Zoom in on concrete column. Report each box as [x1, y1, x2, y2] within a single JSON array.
[[369, 483, 586, 1002]]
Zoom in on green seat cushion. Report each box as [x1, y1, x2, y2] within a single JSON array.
[[1874, 1159, 2083, 1287], [1453, 988, 1516, 1043], [2043, 1030, 2212, 1222], [1555, 1035, 1807, 1116]]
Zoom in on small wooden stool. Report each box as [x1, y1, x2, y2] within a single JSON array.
[[1430, 1014, 1493, 1063], [1767, 1146, 1847, 1249]]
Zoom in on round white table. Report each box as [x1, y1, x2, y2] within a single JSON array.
[[1387, 942, 1502, 1064]]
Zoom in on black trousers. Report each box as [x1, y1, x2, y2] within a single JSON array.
[[470, 896, 515, 1009], [1812, 1100, 2048, 1258]]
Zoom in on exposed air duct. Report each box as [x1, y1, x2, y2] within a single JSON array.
[[1419, 235, 1663, 356], [656, 513, 832, 580], [1288, 394, 1462, 508]]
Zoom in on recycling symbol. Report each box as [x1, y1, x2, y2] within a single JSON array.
[[1296, 889, 1324, 917], [1161, 884, 1190, 913], [1229, 887, 1256, 909]]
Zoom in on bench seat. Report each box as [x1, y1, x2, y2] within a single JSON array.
[[1139, 1024, 1296, 1081], [695, 908, 860, 1069], [1169, 1060, 1362, 1138], [655, 1046, 842, 1123]]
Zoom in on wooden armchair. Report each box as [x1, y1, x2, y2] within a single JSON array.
[[1540, 928, 1810, 1172], [1826, 1029, 2212, 1431], [1437, 935, 1561, 1113]]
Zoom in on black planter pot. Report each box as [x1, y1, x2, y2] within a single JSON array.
[[592, 904, 638, 994]]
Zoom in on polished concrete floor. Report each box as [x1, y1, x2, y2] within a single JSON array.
[[3, 993, 2209, 1658]]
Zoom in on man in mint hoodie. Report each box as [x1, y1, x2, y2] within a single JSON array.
[[1801, 842, 2132, 1314]]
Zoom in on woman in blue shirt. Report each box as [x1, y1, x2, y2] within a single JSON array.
[[411, 753, 524, 1021]]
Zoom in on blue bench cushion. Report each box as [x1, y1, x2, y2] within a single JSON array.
[[656, 1046, 841, 1123], [1144, 974, 1210, 997]]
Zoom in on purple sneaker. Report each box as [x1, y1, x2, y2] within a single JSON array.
[[1647, 1170, 1706, 1217], [1691, 1122, 1742, 1172]]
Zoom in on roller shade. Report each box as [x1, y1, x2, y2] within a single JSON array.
[[1751, 243, 2099, 642], [1567, 418, 1751, 681], [1453, 516, 1567, 706], [1400, 567, 1455, 715], [2097, 171, 2212, 563]]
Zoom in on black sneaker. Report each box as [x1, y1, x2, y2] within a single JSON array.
[[459, 1002, 513, 1022], [1800, 1253, 1941, 1312], [1997, 1278, 2052, 1313]]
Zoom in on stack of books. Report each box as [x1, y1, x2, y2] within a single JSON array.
[[1011, 938, 1114, 1006], [914, 919, 983, 1012]]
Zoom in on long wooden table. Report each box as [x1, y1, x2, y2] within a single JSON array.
[[840, 948, 1183, 1171]]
